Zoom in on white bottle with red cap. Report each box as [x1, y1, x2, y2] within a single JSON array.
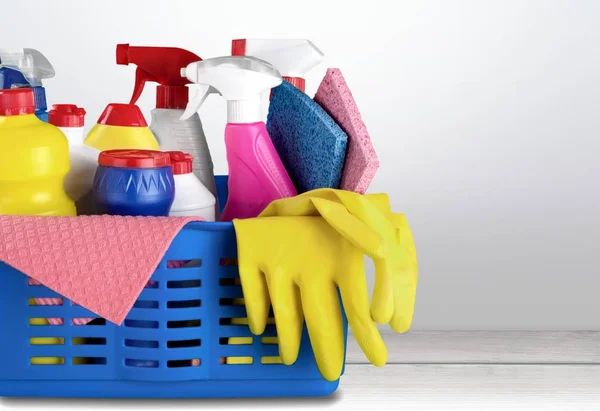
[[48, 104, 100, 214], [167, 151, 215, 221]]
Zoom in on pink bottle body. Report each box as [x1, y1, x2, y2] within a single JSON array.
[[220, 122, 297, 221]]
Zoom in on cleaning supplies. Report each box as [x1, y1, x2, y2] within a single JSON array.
[[0, 89, 76, 216], [0, 88, 76, 365], [314, 68, 379, 194], [180, 56, 297, 221], [0, 48, 55, 121], [231, 38, 325, 94], [233, 39, 347, 193], [92, 150, 175, 217], [260, 189, 418, 330], [116, 44, 217, 201], [167, 151, 215, 220], [267, 81, 348, 192], [232, 190, 417, 382], [84, 103, 159, 151], [48, 104, 100, 215]]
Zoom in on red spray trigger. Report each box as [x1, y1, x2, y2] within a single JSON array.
[[116, 43, 202, 109]]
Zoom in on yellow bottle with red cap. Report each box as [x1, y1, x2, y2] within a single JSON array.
[[0, 88, 75, 365], [84, 103, 159, 151], [0, 89, 76, 217]]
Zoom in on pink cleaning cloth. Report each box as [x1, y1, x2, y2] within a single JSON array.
[[1, 215, 203, 325], [314, 68, 379, 194]]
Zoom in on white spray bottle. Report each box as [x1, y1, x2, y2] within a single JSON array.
[[115, 44, 218, 211], [180, 56, 297, 221], [232, 39, 325, 94]]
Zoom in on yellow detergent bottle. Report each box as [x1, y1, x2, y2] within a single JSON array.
[[0, 89, 76, 365], [84, 103, 159, 150]]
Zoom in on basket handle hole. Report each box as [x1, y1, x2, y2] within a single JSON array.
[[167, 259, 202, 269], [28, 298, 63, 306], [72, 337, 106, 345], [167, 280, 201, 289], [167, 319, 201, 328], [167, 359, 201, 368], [125, 359, 158, 368], [167, 300, 201, 309], [124, 320, 159, 329], [125, 339, 159, 349], [167, 339, 201, 348]]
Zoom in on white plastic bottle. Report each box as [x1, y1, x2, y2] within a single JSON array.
[[167, 151, 215, 221], [115, 44, 217, 201], [150, 109, 216, 198], [48, 104, 100, 215]]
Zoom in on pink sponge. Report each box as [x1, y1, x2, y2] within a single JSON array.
[[0, 215, 202, 325], [314, 68, 379, 194]]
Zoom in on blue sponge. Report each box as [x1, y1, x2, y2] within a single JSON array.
[[267, 80, 348, 193]]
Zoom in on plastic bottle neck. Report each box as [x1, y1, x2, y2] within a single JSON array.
[[156, 85, 189, 109], [227, 97, 263, 124], [32, 86, 47, 113], [58, 126, 85, 146]]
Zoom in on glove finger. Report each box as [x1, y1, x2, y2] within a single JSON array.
[[390, 213, 418, 333], [311, 198, 387, 260], [267, 275, 304, 365], [390, 273, 417, 333], [232, 219, 272, 335], [338, 261, 388, 368], [314, 193, 396, 320], [238, 262, 270, 335], [300, 279, 345, 382], [371, 258, 394, 324]]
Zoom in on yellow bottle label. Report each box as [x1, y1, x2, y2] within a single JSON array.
[[84, 123, 160, 151]]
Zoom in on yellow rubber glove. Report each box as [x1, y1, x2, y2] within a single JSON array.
[[233, 215, 390, 382], [259, 189, 418, 332]]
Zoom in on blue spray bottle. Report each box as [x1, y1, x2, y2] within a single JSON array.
[[0, 48, 55, 121]]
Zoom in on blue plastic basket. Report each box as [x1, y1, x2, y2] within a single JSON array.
[[0, 176, 348, 398]]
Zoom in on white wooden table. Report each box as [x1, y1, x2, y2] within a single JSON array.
[[2, 331, 599, 410]]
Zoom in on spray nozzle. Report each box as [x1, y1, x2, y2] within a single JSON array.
[[0, 48, 55, 87], [180, 56, 282, 123], [116, 43, 202, 109], [231, 39, 324, 93]]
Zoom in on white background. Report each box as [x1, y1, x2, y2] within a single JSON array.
[[2, 1, 600, 410], [2, 0, 600, 332]]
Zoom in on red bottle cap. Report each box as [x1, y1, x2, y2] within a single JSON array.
[[167, 151, 194, 175], [48, 104, 86, 127], [156, 85, 189, 109], [96, 103, 148, 127], [98, 149, 171, 168], [283, 76, 306, 93], [0, 89, 35, 116]]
